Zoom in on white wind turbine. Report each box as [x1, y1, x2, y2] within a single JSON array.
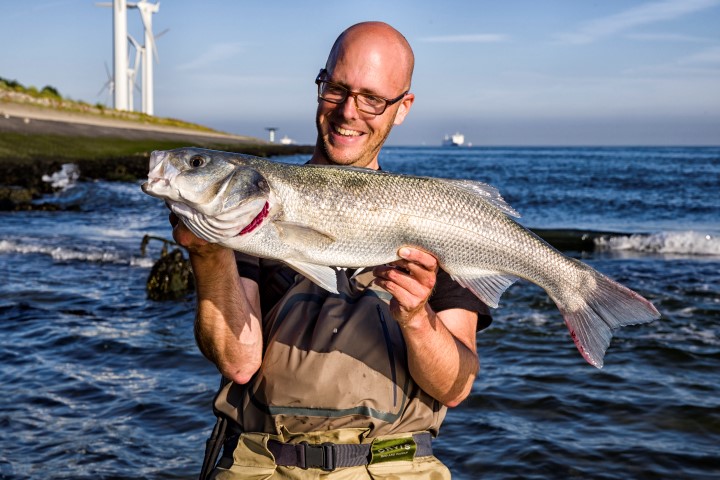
[[127, 34, 144, 111], [97, 63, 114, 106], [96, 0, 130, 111], [131, 0, 161, 116]]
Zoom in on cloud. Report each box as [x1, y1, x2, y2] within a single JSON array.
[[556, 0, 720, 44], [679, 45, 720, 64], [418, 34, 509, 44], [625, 33, 715, 43], [176, 43, 247, 71]]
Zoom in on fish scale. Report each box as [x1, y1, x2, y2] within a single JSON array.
[[142, 147, 660, 368]]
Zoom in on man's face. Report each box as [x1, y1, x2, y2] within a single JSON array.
[[314, 53, 413, 168]]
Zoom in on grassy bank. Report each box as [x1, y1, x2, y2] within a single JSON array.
[[0, 79, 312, 209], [0, 130, 312, 189]]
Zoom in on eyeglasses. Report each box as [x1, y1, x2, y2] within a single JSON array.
[[315, 69, 408, 115]]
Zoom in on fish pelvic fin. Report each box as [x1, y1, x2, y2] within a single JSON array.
[[451, 271, 519, 308], [558, 269, 660, 369]]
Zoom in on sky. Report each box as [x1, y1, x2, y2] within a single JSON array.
[[1, 0, 719, 146]]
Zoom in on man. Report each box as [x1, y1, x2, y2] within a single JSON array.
[[173, 21, 490, 479]]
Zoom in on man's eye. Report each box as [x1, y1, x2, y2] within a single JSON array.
[[361, 95, 384, 106]]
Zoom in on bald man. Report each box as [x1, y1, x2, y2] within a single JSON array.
[[179, 22, 491, 479]]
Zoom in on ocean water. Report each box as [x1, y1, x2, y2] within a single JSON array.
[[0, 146, 718, 479]]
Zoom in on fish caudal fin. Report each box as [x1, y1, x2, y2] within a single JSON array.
[[558, 269, 660, 369]]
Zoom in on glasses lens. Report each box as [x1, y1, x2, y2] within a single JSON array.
[[318, 82, 347, 103], [317, 80, 390, 115], [356, 94, 386, 114]]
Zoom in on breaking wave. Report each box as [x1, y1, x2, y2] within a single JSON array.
[[595, 231, 720, 256], [0, 239, 156, 268]]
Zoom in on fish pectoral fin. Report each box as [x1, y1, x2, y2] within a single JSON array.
[[451, 271, 518, 308], [275, 221, 337, 248], [284, 259, 340, 294]]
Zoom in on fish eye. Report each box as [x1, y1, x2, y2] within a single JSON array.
[[189, 155, 206, 168]]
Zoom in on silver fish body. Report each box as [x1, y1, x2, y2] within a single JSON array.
[[142, 147, 659, 368]]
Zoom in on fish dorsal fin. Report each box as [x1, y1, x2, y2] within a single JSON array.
[[275, 221, 337, 248], [445, 179, 521, 218], [284, 259, 340, 294], [451, 270, 519, 308]]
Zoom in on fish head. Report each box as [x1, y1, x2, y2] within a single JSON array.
[[142, 148, 238, 208], [142, 148, 272, 241]]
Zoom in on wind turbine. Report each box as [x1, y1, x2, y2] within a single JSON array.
[[96, 0, 130, 111], [97, 62, 114, 106], [127, 34, 144, 111], [131, 0, 160, 115]]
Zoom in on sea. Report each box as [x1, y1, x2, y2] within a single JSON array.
[[0, 146, 718, 479]]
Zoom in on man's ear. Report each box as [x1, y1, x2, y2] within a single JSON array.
[[393, 92, 415, 126]]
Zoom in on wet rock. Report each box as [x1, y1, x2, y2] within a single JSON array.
[[146, 248, 195, 301]]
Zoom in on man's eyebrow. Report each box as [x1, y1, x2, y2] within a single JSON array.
[[325, 75, 384, 97]]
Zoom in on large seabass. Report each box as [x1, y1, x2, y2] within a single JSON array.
[[142, 147, 660, 368]]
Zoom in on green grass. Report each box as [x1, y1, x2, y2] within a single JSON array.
[[0, 131, 312, 190]]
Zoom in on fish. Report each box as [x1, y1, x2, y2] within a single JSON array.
[[142, 147, 660, 368]]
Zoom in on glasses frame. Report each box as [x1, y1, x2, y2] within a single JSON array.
[[315, 69, 408, 116]]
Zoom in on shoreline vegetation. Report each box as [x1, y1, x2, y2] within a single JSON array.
[[0, 77, 312, 210]]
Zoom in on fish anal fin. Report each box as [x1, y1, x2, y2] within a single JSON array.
[[284, 259, 340, 294], [451, 271, 518, 308]]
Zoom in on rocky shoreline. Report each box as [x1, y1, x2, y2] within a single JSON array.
[[0, 101, 312, 210]]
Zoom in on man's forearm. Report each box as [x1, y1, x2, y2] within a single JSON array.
[[190, 247, 263, 384], [400, 306, 479, 407]]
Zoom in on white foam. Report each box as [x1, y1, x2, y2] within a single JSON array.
[[0, 239, 154, 267], [595, 231, 720, 256], [42, 163, 80, 191]]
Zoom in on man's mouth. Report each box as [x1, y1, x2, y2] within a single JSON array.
[[333, 125, 363, 137]]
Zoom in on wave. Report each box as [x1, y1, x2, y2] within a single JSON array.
[[594, 231, 720, 256], [0, 239, 156, 268], [530, 229, 719, 256]]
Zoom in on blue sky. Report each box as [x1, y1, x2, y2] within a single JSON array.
[[2, 0, 719, 146]]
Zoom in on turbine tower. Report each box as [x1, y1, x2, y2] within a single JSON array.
[[97, 0, 129, 110], [133, 0, 160, 115], [127, 34, 144, 111]]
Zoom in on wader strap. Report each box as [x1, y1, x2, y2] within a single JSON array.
[[267, 432, 433, 471], [198, 376, 232, 480], [198, 415, 227, 480]]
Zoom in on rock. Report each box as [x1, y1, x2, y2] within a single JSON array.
[[146, 248, 195, 301]]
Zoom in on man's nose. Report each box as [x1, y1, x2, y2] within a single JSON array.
[[339, 93, 360, 117]]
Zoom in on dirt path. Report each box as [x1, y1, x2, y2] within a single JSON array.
[[0, 101, 262, 144]]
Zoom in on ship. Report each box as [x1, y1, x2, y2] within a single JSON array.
[[442, 132, 465, 147]]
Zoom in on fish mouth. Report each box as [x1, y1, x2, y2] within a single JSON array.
[[142, 151, 179, 197]]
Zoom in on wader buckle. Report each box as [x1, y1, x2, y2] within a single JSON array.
[[299, 442, 335, 471]]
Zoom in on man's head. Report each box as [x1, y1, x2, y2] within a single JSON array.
[[311, 22, 415, 169]]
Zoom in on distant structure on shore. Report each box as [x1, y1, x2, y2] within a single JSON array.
[[97, 0, 163, 115], [265, 127, 277, 143], [442, 132, 465, 147]]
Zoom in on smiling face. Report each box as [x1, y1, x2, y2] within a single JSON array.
[[312, 22, 415, 169]]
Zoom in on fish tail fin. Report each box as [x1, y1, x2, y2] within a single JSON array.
[[557, 267, 660, 369]]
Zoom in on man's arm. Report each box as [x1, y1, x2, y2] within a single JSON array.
[[373, 247, 479, 407], [171, 213, 263, 384]]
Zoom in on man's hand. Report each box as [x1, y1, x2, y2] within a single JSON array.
[[373, 247, 438, 326], [169, 211, 228, 258]]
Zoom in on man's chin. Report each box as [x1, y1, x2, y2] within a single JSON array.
[[323, 139, 366, 166]]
